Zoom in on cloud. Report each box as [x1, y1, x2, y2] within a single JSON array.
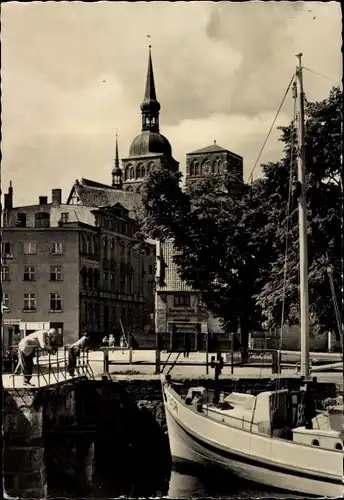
[[1, 1, 342, 206]]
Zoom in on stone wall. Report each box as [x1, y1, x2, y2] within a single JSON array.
[[3, 389, 47, 499]]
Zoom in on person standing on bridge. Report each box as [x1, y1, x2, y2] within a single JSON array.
[[67, 332, 90, 377], [11, 328, 57, 385]]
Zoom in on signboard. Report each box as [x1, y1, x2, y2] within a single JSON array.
[[168, 307, 196, 316], [3, 319, 21, 325]]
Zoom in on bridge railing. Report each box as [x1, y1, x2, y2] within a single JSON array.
[[2, 345, 94, 388]]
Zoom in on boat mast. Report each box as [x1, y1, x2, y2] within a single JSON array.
[[296, 53, 310, 379]]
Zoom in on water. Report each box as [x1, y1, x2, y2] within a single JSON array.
[[49, 464, 305, 499], [168, 470, 305, 498]]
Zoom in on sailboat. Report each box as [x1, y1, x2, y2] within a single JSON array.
[[161, 55, 344, 498]]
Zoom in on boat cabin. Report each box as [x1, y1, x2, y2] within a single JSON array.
[[185, 387, 289, 437], [292, 405, 344, 451]]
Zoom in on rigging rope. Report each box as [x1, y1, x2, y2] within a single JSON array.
[[275, 77, 298, 401], [248, 74, 296, 184], [303, 66, 342, 87], [279, 84, 297, 352]]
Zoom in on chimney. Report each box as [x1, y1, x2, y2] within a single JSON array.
[[39, 196, 48, 205], [4, 181, 13, 210], [52, 189, 62, 205]]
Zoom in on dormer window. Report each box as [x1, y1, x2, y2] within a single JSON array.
[[15, 212, 27, 227], [35, 212, 50, 228]]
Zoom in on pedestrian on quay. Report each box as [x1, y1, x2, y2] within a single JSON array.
[[102, 335, 109, 347], [67, 332, 90, 377], [183, 333, 191, 358], [120, 333, 127, 354], [11, 328, 57, 385], [108, 333, 115, 351]]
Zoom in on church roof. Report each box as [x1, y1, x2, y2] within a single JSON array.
[[140, 46, 160, 114], [66, 178, 141, 214], [187, 144, 229, 155], [129, 131, 172, 157]]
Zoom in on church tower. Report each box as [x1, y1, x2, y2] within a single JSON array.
[[112, 134, 123, 189], [121, 46, 179, 192]]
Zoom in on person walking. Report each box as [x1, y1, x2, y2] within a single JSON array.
[[67, 332, 90, 377], [183, 333, 191, 358], [11, 328, 57, 385]]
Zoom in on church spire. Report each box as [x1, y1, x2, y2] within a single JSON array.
[[112, 132, 123, 189], [140, 46, 160, 133], [115, 133, 120, 170]]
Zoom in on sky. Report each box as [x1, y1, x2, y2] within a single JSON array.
[[1, 1, 342, 207]]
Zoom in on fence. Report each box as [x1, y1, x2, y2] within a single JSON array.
[[2, 345, 94, 389], [101, 343, 283, 376]]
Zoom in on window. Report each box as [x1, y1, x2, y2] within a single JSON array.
[[120, 276, 126, 294], [120, 241, 125, 255], [1, 266, 10, 281], [88, 303, 94, 324], [50, 265, 63, 281], [128, 244, 132, 256], [94, 269, 100, 289], [174, 295, 191, 307], [35, 212, 50, 228], [103, 272, 109, 288], [81, 267, 87, 288], [16, 212, 27, 227], [50, 293, 62, 311], [24, 293, 36, 311], [88, 269, 93, 288], [23, 242, 37, 255], [3, 293, 9, 310], [1, 242, 11, 255], [24, 266, 35, 281], [51, 242, 63, 255], [149, 265, 153, 275], [110, 273, 115, 289], [61, 213, 69, 223], [128, 275, 133, 294]]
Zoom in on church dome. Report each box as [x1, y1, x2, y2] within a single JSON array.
[[129, 131, 172, 157]]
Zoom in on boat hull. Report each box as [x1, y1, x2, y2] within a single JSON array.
[[163, 383, 344, 498]]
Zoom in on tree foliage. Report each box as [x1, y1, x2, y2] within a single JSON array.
[[255, 86, 342, 336], [135, 85, 343, 349]]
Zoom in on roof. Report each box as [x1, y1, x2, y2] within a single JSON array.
[[66, 178, 141, 214], [140, 46, 160, 114], [129, 131, 172, 157], [188, 144, 228, 155], [157, 240, 193, 292], [187, 143, 243, 159]]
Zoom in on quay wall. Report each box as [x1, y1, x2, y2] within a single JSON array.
[[3, 375, 338, 498]]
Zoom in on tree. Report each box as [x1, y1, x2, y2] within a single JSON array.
[[255, 86, 342, 337], [135, 85, 342, 355], [136, 169, 266, 362]]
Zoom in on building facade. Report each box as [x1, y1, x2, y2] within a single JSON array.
[[155, 240, 211, 350], [1, 186, 155, 347], [185, 141, 244, 187]]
